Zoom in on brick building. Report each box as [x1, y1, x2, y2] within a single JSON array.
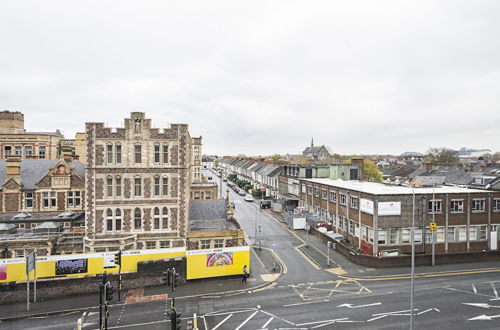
[[0, 110, 64, 160], [0, 157, 85, 257], [300, 179, 500, 256], [84, 112, 202, 252]]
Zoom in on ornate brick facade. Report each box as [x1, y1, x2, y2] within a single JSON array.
[[84, 112, 200, 252]]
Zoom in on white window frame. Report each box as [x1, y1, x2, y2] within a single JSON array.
[[450, 199, 464, 213], [472, 198, 486, 213]]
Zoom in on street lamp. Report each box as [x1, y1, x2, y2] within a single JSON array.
[[409, 186, 416, 330]]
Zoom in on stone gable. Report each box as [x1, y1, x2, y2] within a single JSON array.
[[4, 193, 20, 212]]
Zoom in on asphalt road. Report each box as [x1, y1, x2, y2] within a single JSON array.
[[4, 169, 500, 329], [7, 271, 500, 330]]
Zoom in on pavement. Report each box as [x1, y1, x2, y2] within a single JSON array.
[[262, 208, 500, 279]]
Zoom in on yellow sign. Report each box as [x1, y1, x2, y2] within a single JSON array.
[[430, 222, 437, 231]]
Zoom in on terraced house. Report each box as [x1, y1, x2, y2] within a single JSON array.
[[84, 112, 201, 252]]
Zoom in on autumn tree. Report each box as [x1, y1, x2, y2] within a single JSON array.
[[270, 154, 282, 162], [423, 148, 459, 165], [343, 159, 382, 182]]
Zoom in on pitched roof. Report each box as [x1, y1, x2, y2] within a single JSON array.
[[0, 160, 85, 189], [189, 200, 227, 221]]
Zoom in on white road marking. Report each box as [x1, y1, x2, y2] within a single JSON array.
[[468, 314, 500, 321], [463, 303, 500, 309], [472, 284, 478, 294], [446, 286, 496, 299], [297, 318, 348, 327], [262, 316, 274, 328], [235, 310, 259, 330], [338, 302, 381, 309], [212, 314, 233, 330], [283, 299, 329, 307], [417, 308, 433, 315], [492, 282, 499, 299], [310, 318, 349, 328], [367, 315, 388, 322], [372, 309, 413, 316]]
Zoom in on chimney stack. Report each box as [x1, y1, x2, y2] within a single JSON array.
[[6, 155, 21, 177]]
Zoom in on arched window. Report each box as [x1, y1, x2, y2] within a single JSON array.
[[115, 209, 122, 231], [153, 207, 160, 230], [162, 207, 169, 230], [134, 208, 142, 230], [106, 209, 113, 231]]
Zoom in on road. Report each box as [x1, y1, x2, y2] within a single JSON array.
[[4, 169, 500, 329]]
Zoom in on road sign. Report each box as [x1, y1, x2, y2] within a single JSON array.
[[429, 222, 437, 231], [26, 251, 35, 274], [305, 224, 311, 231]]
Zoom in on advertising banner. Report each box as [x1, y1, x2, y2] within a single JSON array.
[[360, 198, 374, 214], [206, 252, 233, 267], [360, 199, 401, 216], [378, 202, 401, 216], [55, 259, 88, 275], [0, 264, 6, 280]]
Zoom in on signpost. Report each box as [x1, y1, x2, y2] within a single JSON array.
[[305, 223, 311, 247], [327, 241, 331, 267], [272, 243, 276, 271], [26, 251, 36, 311]]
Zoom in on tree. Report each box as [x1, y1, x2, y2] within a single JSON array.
[[270, 154, 282, 162], [492, 152, 500, 161], [343, 159, 382, 182], [424, 148, 459, 165], [362, 160, 382, 182]]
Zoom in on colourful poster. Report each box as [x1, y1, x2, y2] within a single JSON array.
[[206, 252, 233, 267], [0, 264, 6, 280]]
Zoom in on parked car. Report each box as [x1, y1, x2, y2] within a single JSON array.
[[238, 190, 246, 196], [260, 200, 271, 209], [244, 195, 254, 202], [223, 178, 227, 182], [208, 176, 212, 180]]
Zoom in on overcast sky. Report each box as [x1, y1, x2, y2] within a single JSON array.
[[1, 1, 499, 156]]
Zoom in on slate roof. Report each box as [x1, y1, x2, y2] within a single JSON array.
[[0, 160, 85, 189], [189, 200, 227, 221], [303, 145, 330, 156], [415, 176, 446, 186]]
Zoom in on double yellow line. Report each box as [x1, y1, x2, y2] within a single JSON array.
[[339, 268, 500, 282]]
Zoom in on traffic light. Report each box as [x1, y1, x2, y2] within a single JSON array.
[[162, 271, 170, 285], [114, 250, 121, 266], [173, 271, 180, 289], [105, 283, 113, 302], [174, 310, 182, 330]]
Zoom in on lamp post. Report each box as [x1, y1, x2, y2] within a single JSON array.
[[432, 184, 436, 267], [410, 186, 415, 330]]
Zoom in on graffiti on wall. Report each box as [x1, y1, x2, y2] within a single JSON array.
[[55, 259, 88, 275], [206, 252, 233, 267]]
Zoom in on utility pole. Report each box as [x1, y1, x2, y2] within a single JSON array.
[[409, 186, 415, 330], [432, 184, 436, 267]]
